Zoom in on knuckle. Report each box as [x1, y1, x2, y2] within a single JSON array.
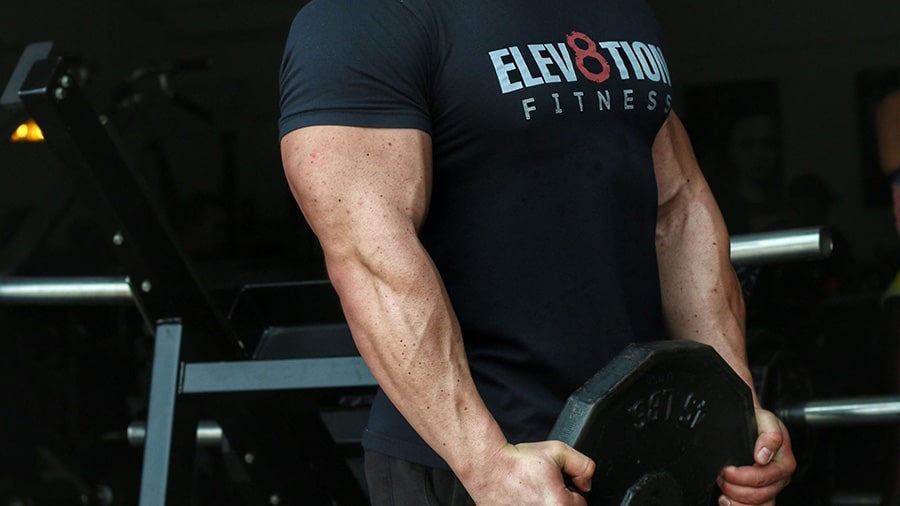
[[545, 440, 564, 454], [785, 458, 798, 475], [754, 474, 767, 488], [749, 484, 780, 505]]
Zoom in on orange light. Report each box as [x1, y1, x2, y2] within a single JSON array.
[[10, 118, 44, 142]]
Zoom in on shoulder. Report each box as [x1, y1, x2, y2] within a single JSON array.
[[283, 0, 440, 74], [289, 0, 438, 38], [279, 0, 439, 138]]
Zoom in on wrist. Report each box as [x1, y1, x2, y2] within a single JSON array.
[[449, 424, 509, 486], [455, 440, 515, 500]]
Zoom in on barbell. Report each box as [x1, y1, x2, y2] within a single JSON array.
[[0, 227, 833, 304]]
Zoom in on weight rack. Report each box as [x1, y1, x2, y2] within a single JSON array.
[[7, 42, 374, 506]]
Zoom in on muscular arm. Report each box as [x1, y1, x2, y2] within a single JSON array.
[[282, 125, 504, 474], [281, 126, 592, 505], [652, 112, 753, 393], [653, 112, 795, 505]]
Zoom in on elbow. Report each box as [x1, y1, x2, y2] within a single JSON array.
[[655, 189, 695, 250], [657, 184, 730, 250], [656, 198, 688, 244], [321, 226, 428, 301], [318, 235, 377, 298]]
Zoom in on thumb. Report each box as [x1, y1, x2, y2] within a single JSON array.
[[753, 408, 786, 465], [553, 442, 596, 493]]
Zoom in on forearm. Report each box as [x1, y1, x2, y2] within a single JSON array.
[[656, 184, 756, 402], [324, 236, 507, 480], [652, 112, 756, 403], [281, 125, 506, 480]]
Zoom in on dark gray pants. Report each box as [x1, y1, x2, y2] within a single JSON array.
[[364, 450, 475, 506]]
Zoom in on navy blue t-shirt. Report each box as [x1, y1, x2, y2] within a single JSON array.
[[280, 0, 672, 469]]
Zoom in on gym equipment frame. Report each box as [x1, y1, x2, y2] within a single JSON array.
[[11, 44, 372, 506]]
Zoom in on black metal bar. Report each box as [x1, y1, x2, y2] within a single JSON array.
[[139, 321, 198, 506], [831, 492, 882, 506], [1, 41, 51, 106], [181, 357, 376, 394]]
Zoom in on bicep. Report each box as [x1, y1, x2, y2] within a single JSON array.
[[280, 125, 432, 256]]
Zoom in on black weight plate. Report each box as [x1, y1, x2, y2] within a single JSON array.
[[620, 472, 683, 505], [549, 341, 757, 505]]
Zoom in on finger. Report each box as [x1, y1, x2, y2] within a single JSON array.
[[716, 495, 776, 506], [720, 461, 792, 489], [752, 409, 787, 465], [565, 488, 590, 506], [725, 417, 795, 490], [552, 442, 596, 493], [717, 473, 788, 505]]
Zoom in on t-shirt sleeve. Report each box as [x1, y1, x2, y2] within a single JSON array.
[[278, 0, 434, 139]]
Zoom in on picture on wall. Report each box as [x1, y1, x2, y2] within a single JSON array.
[[682, 79, 784, 234]]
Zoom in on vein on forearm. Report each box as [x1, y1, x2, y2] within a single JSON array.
[[326, 232, 505, 473]]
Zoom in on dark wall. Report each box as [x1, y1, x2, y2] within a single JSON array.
[[3, 0, 899, 269], [650, 0, 900, 258], [0, 0, 319, 282]]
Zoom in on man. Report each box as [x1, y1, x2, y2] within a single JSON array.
[[279, 0, 795, 504]]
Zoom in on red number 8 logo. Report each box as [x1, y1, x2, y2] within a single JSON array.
[[566, 31, 611, 84]]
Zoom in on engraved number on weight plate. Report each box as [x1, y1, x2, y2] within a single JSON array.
[[627, 389, 707, 430]]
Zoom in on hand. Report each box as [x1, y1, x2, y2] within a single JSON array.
[[716, 408, 796, 505], [463, 440, 595, 506]]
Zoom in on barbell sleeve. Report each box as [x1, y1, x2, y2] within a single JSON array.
[[779, 395, 900, 427], [0, 276, 133, 304], [730, 226, 833, 266]]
